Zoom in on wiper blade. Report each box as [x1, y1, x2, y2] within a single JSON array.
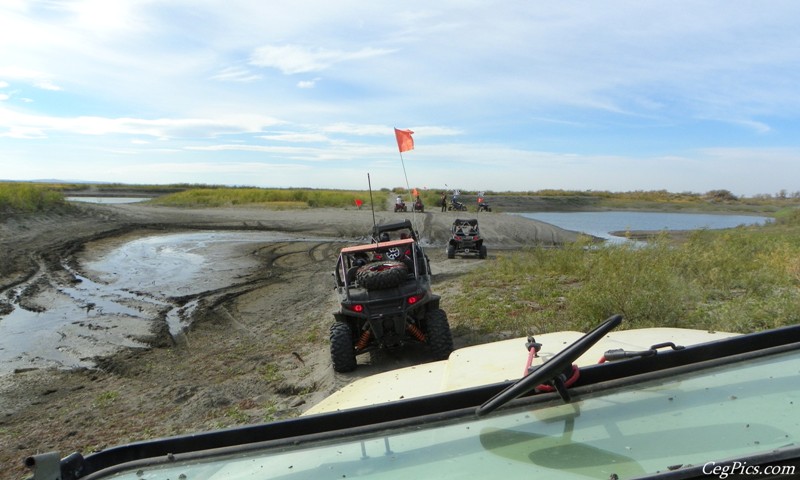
[[476, 314, 622, 417]]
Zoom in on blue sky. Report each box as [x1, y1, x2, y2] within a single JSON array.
[[2, 1, 800, 196]]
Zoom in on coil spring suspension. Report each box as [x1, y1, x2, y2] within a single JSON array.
[[406, 323, 426, 342], [355, 330, 371, 351]]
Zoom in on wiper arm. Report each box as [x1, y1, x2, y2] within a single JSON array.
[[476, 314, 622, 417]]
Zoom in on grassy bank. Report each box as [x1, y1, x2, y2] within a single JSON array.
[[445, 209, 800, 336], [0, 182, 66, 213], [442, 189, 797, 214], [8, 182, 799, 214], [150, 187, 371, 209]]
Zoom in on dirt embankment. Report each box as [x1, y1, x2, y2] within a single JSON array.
[[0, 202, 580, 478]]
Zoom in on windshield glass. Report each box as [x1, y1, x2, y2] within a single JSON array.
[[102, 349, 800, 480]]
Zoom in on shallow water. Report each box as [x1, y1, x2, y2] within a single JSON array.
[[80, 231, 283, 296], [0, 230, 302, 375], [66, 196, 151, 204]]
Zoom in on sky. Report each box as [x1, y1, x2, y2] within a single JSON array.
[[2, 1, 800, 197]]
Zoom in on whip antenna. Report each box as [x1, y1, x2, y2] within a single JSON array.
[[367, 173, 377, 239]]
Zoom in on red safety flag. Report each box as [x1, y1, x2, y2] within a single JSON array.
[[394, 128, 414, 153]]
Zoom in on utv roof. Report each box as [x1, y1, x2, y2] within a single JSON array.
[[340, 237, 415, 254], [372, 219, 415, 236], [453, 218, 478, 226]]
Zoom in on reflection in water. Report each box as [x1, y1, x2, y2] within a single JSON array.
[[0, 265, 158, 374], [0, 231, 300, 374]]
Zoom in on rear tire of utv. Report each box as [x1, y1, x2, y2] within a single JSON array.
[[426, 309, 454, 360], [330, 321, 357, 373], [446, 245, 455, 259], [356, 261, 408, 290], [479, 245, 487, 259]]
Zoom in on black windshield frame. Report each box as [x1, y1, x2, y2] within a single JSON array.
[[32, 323, 800, 480]]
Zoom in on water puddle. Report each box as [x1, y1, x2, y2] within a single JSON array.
[[0, 230, 304, 375]]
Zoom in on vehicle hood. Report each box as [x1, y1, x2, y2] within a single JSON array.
[[305, 327, 738, 415]]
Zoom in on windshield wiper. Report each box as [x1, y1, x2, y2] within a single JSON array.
[[476, 314, 622, 417]]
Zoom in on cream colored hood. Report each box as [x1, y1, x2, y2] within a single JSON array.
[[306, 327, 738, 415]]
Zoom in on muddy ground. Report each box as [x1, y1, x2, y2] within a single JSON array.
[[0, 201, 581, 478]]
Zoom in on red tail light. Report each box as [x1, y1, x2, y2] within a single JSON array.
[[345, 304, 364, 312], [407, 294, 425, 305]]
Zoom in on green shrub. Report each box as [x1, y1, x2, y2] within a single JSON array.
[[0, 183, 65, 212], [151, 188, 368, 208], [445, 223, 800, 337]]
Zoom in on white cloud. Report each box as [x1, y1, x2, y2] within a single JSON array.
[[249, 44, 395, 74], [211, 67, 262, 83], [0, 67, 63, 91], [1, 125, 47, 139], [0, 107, 284, 139], [297, 78, 320, 89], [322, 124, 395, 136], [260, 133, 330, 143]]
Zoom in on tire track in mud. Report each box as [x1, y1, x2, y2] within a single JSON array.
[[215, 240, 346, 401], [190, 241, 338, 322], [225, 240, 342, 335], [416, 212, 435, 243]]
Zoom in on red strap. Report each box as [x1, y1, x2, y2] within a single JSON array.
[[534, 364, 580, 393]]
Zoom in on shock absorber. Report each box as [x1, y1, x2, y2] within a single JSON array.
[[406, 323, 426, 342], [355, 330, 371, 351]]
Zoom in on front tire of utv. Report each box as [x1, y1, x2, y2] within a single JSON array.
[[330, 321, 357, 373], [426, 309, 454, 360], [356, 261, 408, 290], [479, 244, 487, 259], [446, 244, 455, 259]]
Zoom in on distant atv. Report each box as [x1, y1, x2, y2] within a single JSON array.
[[477, 201, 492, 212], [447, 218, 487, 259], [394, 201, 408, 212], [413, 198, 424, 212], [330, 220, 454, 372], [448, 199, 467, 211]]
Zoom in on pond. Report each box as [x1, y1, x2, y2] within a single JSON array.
[[516, 211, 771, 242], [66, 196, 152, 204]]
